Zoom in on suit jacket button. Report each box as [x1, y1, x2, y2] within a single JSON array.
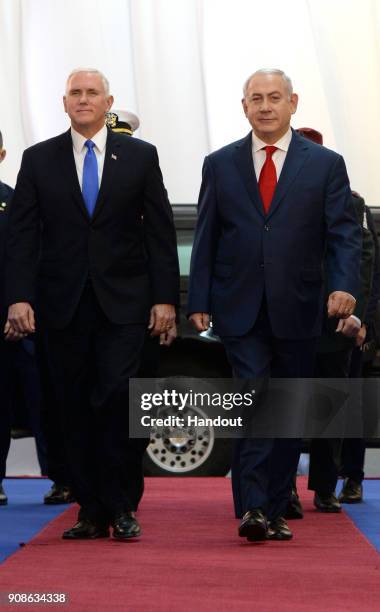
[[264, 225, 270, 231]]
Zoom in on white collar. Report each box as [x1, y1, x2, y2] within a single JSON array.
[[252, 127, 292, 153], [71, 125, 108, 153]]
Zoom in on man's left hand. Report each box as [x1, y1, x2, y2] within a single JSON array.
[[148, 304, 176, 338], [327, 291, 356, 318], [160, 322, 177, 346], [336, 316, 361, 338]]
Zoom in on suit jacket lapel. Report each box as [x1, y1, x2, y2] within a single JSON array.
[[56, 130, 91, 221], [92, 129, 121, 221], [232, 132, 264, 219], [266, 130, 310, 220]]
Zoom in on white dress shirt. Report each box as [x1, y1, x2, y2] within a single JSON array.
[[71, 125, 107, 189], [251, 127, 292, 181]]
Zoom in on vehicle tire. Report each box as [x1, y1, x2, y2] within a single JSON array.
[[144, 347, 232, 476], [144, 436, 232, 476]]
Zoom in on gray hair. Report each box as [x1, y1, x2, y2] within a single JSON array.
[[66, 68, 110, 95], [243, 69, 293, 99]]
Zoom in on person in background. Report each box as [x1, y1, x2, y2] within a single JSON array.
[[0, 130, 14, 505], [285, 128, 374, 517], [105, 108, 177, 511], [0, 131, 48, 504], [339, 203, 380, 503]]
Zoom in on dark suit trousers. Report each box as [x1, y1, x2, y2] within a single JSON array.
[[35, 333, 70, 486], [308, 348, 352, 494], [222, 301, 317, 521], [0, 336, 12, 481], [45, 282, 147, 523], [0, 336, 48, 479], [339, 346, 365, 483]]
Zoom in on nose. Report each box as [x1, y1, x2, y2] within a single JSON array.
[[79, 92, 88, 104], [259, 97, 271, 112]]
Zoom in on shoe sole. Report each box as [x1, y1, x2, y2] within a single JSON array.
[[112, 532, 141, 541], [62, 532, 109, 540], [338, 498, 362, 504], [314, 506, 341, 513], [284, 510, 303, 520], [239, 523, 267, 542], [267, 533, 293, 541]]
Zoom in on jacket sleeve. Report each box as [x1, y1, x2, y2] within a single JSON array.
[[324, 155, 362, 298], [142, 146, 179, 305], [364, 207, 380, 326], [187, 156, 220, 315], [5, 149, 40, 307]]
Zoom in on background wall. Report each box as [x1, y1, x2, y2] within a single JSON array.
[[0, 0, 379, 204]]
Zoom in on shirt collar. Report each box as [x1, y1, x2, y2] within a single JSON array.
[[71, 124, 108, 154], [252, 127, 292, 153]]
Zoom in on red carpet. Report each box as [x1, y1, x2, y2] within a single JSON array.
[[0, 478, 379, 611]]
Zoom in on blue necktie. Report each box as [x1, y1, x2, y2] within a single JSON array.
[[82, 140, 98, 216]]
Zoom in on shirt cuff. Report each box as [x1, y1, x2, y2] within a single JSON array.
[[349, 315, 361, 327]]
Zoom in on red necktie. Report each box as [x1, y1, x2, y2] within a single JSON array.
[[258, 146, 277, 213]]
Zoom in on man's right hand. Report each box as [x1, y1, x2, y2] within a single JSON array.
[[189, 312, 210, 332], [4, 302, 35, 340]]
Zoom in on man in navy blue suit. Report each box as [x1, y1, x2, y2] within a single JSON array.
[[188, 69, 361, 542]]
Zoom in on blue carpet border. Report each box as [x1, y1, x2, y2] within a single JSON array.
[[0, 479, 69, 563]]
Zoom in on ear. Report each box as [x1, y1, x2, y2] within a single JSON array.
[[0, 149, 6, 163], [241, 97, 248, 117], [63, 95, 68, 114], [106, 95, 114, 112], [290, 93, 298, 114]]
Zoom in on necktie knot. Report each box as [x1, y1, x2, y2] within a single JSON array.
[[85, 139, 96, 151], [264, 145, 277, 159]]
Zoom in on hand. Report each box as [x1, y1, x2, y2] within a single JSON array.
[[356, 324, 367, 348], [148, 304, 176, 337], [160, 322, 177, 346], [5, 302, 35, 338], [3, 321, 26, 342], [336, 316, 361, 338], [327, 291, 356, 319], [189, 312, 210, 332]]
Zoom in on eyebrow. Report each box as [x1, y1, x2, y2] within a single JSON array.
[[250, 90, 282, 97], [69, 88, 100, 94]]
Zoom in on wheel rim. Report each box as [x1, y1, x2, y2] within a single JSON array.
[[146, 405, 215, 473]]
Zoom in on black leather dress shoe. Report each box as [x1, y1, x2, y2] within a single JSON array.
[[314, 492, 341, 513], [112, 512, 141, 540], [238, 509, 268, 542], [284, 487, 304, 519], [338, 478, 363, 503], [267, 517, 293, 540], [62, 519, 109, 540], [0, 483, 8, 506], [44, 484, 75, 505]]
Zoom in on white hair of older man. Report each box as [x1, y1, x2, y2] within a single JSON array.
[[242, 69, 293, 99], [66, 68, 110, 96]]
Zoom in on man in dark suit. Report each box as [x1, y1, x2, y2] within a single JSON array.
[[308, 189, 374, 511], [5, 69, 179, 540], [0, 130, 14, 505], [188, 69, 361, 542]]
